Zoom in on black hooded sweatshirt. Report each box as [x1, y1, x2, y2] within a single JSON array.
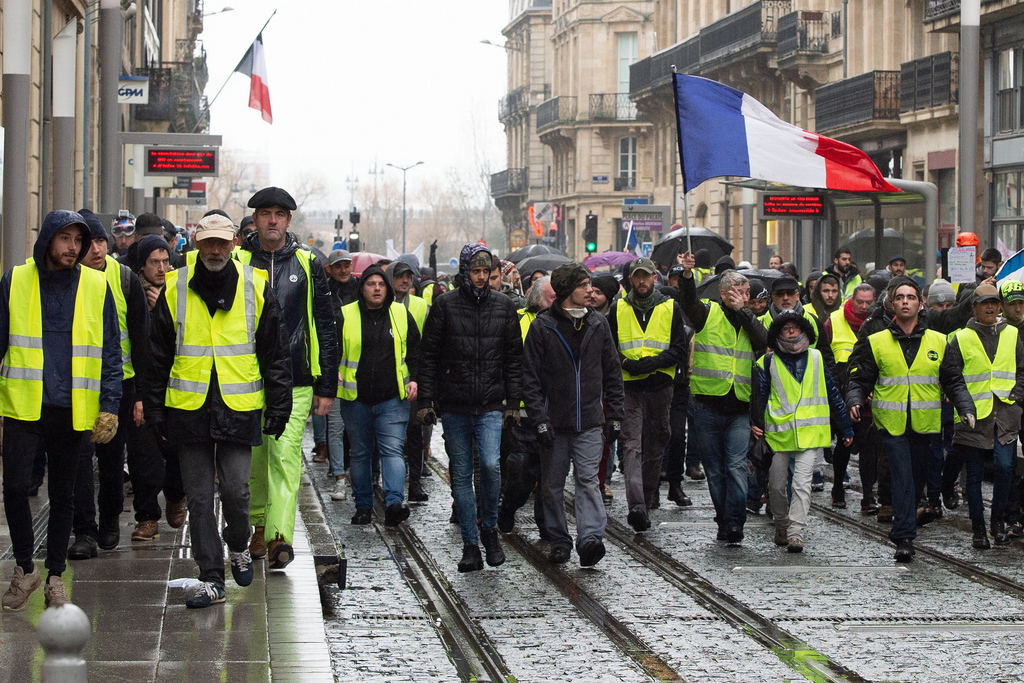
[[336, 265, 420, 406]]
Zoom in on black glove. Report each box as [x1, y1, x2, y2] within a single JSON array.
[[263, 416, 287, 440], [503, 409, 521, 430], [633, 357, 660, 376], [417, 404, 438, 426], [622, 359, 642, 375], [605, 419, 621, 443], [147, 415, 168, 442], [536, 420, 554, 449]]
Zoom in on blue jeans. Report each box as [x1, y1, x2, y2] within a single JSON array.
[[312, 413, 327, 444], [690, 400, 749, 529], [338, 397, 409, 511], [881, 430, 937, 542], [964, 440, 1015, 526], [442, 411, 502, 545]]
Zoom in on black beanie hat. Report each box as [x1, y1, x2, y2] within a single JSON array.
[[136, 234, 170, 269], [591, 273, 620, 303], [550, 262, 591, 302], [77, 208, 108, 242]]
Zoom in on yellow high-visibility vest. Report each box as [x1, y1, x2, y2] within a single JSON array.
[[757, 349, 832, 451], [867, 328, 945, 435], [0, 262, 108, 430], [164, 262, 266, 412], [102, 255, 134, 380], [616, 299, 676, 381], [692, 303, 755, 401], [953, 325, 1018, 421], [406, 295, 428, 333], [829, 308, 858, 364], [518, 308, 537, 342], [337, 301, 409, 401]]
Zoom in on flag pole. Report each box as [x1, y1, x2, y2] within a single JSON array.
[[670, 67, 692, 256], [192, 9, 278, 133]]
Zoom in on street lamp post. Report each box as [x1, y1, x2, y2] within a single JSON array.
[[386, 161, 424, 252]]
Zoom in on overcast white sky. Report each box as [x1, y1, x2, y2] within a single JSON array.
[[200, 1, 510, 210]]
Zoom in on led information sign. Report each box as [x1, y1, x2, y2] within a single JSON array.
[[759, 193, 826, 220], [144, 147, 218, 177]]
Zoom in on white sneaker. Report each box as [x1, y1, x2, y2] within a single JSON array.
[[330, 477, 348, 501]]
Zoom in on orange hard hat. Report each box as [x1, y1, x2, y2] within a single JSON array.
[[956, 232, 979, 247]]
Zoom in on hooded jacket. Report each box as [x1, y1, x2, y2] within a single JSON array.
[[417, 244, 524, 414], [238, 230, 338, 398], [522, 303, 624, 432], [143, 258, 293, 446], [940, 316, 1024, 449], [336, 265, 420, 405], [0, 210, 122, 414]]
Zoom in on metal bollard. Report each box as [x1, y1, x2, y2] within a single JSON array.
[[37, 604, 90, 683]]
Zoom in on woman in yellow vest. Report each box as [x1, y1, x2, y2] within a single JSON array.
[[751, 312, 853, 553], [940, 284, 1024, 549]]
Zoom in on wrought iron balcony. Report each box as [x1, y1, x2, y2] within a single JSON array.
[[491, 168, 529, 198], [589, 94, 641, 122], [499, 86, 529, 121], [133, 67, 174, 122], [536, 96, 577, 131], [900, 52, 958, 113], [614, 176, 636, 191], [700, 0, 791, 69], [778, 10, 830, 60], [925, 0, 1002, 22], [815, 71, 901, 133]]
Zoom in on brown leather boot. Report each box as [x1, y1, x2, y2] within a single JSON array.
[[131, 520, 160, 541], [312, 443, 328, 463], [249, 526, 267, 559], [165, 498, 187, 529]]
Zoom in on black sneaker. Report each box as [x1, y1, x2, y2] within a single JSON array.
[[894, 538, 915, 563], [480, 528, 505, 567], [384, 503, 410, 528], [861, 500, 880, 515], [458, 544, 483, 573], [578, 540, 606, 567], [351, 509, 372, 525], [992, 520, 1010, 546], [811, 471, 824, 492], [185, 581, 225, 609], [973, 529, 991, 549], [229, 550, 254, 587], [716, 526, 727, 541], [548, 546, 570, 564], [67, 535, 99, 560], [726, 524, 744, 544], [627, 508, 649, 533]]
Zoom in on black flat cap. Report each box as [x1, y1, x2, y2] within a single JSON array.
[[772, 276, 800, 293], [247, 186, 297, 211]]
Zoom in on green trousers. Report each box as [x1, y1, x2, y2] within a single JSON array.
[[249, 385, 313, 545]]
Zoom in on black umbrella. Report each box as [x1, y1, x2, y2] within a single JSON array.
[[507, 244, 565, 264], [841, 228, 924, 271], [652, 227, 733, 268], [515, 253, 573, 275], [695, 268, 784, 302]]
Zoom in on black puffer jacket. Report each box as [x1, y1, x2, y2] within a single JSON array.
[[237, 231, 338, 398], [417, 285, 523, 415]]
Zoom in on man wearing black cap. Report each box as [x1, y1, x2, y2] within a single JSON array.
[[522, 263, 624, 566], [236, 186, 338, 570], [66, 210, 153, 558], [607, 257, 689, 532]]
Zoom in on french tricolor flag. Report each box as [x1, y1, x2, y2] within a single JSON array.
[[234, 34, 273, 124], [674, 74, 899, 194]]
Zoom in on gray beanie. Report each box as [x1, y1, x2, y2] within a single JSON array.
[[927, 279, 955, 305]]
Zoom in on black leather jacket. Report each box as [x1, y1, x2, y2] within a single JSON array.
[[237, 232, 338, 398]]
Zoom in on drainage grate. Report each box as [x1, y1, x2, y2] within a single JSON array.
[[732, 565, 909, 573]]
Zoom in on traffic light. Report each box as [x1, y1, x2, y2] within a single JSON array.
[[583, 213, 598, 253], [349, 231, 361, 253], [349, 208, 360, 226]]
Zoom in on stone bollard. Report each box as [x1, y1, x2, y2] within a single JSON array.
[[37, 604, 90, 683]]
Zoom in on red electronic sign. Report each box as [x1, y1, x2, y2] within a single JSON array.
[[144, 147, 218, 176], [761, 193, 826, 219]]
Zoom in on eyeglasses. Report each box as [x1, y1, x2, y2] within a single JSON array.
[[112, 223, 136, 237]]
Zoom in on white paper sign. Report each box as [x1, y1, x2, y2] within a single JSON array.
[[948, 246, 977, 284]]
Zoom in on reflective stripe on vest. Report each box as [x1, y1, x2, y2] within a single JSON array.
[[616, 298, 675, 381], [103, 255, 134, 379], [164, 262, 266, 412], [868, 328, 946, 435], [0, 263, 107, 430], [518, 308, 536, 342], [235, 247, 321, 378], [954, 325, 1018, 421], [829, 307, 858, 364], [406, 295, 428, 334], [757, 349, 832, 451], [336, 301, 409, 401], [692, 304, 755, 400]]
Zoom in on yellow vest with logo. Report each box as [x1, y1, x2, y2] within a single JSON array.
[[829, 308, 858, 364], [337, 301, 409, 401], [164, 262, 266, 412], [757, 349, 832, 451], [0, 263, 108, 430], [103, 255, 134, 380], [692, 303, 755, 400], [406, 295, 428, 333], [867, 328, 945, 435], [616, 299, 676, 381], [235, 247, 321, 378], [954, 325, 1018, 421]]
